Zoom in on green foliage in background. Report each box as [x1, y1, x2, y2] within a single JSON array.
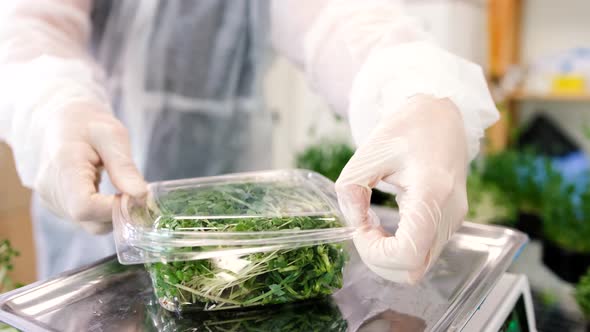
[[468, 149, 590, 253], [146, 183, 347, 311], [467, 164, 515, 223], [576, 268, 590, 319], [0, 240, 20, 332], [296, 141, 397, 207], [483, 150, 546, 216], [538, 290, 559, 308], [467, 150, 548, 224], [541, 181, 590, 253], [295, 141, 354, 182], [495, 151, 543, 213], [0, 240, 19, 294]]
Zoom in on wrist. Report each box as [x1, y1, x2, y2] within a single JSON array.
[[347, 42, 499, 160]]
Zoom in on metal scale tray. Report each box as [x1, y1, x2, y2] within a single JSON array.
[[0, 209, 527, 332]]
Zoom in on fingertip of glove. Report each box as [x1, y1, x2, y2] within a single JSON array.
[[114, 174, 147, 198], [65, 193, 113, 223], [125, 178, 148, 197], [336, 185, 374, 227], [335, 183, 371, 201]]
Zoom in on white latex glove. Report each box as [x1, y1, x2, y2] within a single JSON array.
[[35, 100, 146, 234], [0, 0, 146, 233], [336, 95, 468, 284], [272, 1, 498, 283]]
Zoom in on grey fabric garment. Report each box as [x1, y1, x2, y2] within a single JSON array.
[[142, 0, 272, 180], [32, 0, 272, 279], [96, 0, 272, 179]]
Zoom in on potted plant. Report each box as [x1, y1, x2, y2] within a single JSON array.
[[466, 166, 515, 224], [295, 141, 354, 183], [575, 268, 590, 331], [468, 150, 549, 237], [486, 150, 550, 235], [541, 179, 590, 283], [0, 240, 20, 332], [0, 240, 19, 294], [296, 141, 397, 207], [472, 149, 590, 282]]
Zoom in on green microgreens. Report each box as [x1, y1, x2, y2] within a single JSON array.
[[145, 182, 348, 311], [0, 240, 19, 294]]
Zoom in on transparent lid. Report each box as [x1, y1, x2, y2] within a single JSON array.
[[113, 169, 356, 264]]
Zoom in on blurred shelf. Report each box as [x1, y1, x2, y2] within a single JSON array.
[[511, 91, 590, 102]]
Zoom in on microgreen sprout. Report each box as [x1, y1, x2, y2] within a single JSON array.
[[146, 182, 348, 311], [0, 240, 19, 294]]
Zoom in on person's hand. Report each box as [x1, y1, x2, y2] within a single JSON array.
[[34, 101, 147, 234], [336, 95, 468, 284]]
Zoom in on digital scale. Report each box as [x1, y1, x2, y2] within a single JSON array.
[[0, 208, 536, 331]]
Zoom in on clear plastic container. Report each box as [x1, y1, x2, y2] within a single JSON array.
[[112, 169, 355, 312]]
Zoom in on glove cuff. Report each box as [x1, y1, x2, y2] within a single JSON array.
[[0, 55, 110, 187], [348, 41, 499, 161]]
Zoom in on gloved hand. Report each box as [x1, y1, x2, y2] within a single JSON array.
[[0, 1, 146, 233], [336, 95, 468, 284], [34, 100, 147, 234]]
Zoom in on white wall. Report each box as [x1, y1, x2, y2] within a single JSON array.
[[519, 0, 590, 153], [264, 58, 352, 169], [521, 0, 590, 65], [406, 0, 488, 69]]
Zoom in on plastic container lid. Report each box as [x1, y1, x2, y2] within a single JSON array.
[[113, 169, 356, 265]]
